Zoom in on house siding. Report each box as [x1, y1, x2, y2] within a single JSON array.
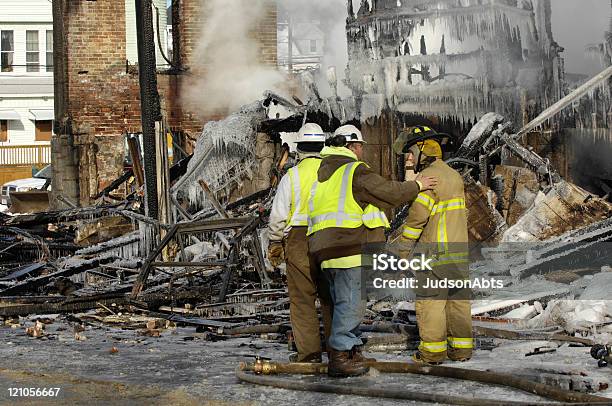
[[0, 1, 53, 147]]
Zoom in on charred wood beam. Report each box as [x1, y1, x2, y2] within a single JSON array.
[[95, 170, 134, 199], [130, 217, 251, 298], [1, 205, 126, 227], [135, 0, 162, 220], [0, 297, 127, 318], [0, 256, 119, 296], [499, 133, 560, 182], [198, 180, 230, 219], [0, 263, 47, 281], [169, 153, 193, 182]]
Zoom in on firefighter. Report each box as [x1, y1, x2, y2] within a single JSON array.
[[267, 123, 333, 363], [307, 124, 438, 377], [393, 126, 472, 365]]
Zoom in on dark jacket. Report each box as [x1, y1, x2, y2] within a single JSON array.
[[308, 147, 421, 264]]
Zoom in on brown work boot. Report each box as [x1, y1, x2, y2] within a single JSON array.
[[351, 346, 377, 363], [328, 349, 369, 377]]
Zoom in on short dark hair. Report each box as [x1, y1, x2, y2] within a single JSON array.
[[326, 134, 347, 147], [297, 142, 324, 153]]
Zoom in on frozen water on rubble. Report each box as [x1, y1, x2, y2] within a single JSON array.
[[526, 298, 612, 334], [174, 101, 267, 213], [460, 112, 505, 150]]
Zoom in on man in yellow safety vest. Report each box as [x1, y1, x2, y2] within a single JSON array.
[[394, 126, 472, 365], [267, 123, 332, 363], [307, 124, 438, 377]]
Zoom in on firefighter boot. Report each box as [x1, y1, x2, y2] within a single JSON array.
[[328, 349, 369, 377]]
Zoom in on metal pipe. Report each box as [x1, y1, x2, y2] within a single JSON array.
[[238, 361, 610, 404], [514, 65, 612, 138]]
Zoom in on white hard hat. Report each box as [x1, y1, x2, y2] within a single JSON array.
[[334, 124, 366, 144], [296, 123, 326, 144]]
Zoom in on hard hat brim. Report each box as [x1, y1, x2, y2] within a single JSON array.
[[393, 131, 451, 155]]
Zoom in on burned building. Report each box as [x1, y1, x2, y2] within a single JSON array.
[[50, 0, 278, 208], [345, 0, 564, 127]]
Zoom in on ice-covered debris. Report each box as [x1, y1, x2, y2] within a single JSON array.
[[502, 181, 612, 242], [182, 242, 218, 263], [172, 101, 267, 212], [502, 304, 538, 320], [580, 272, 612, 300], [361, 94, 386, 121], [526, 299, 612, 333], [456, 112, 505, 157]]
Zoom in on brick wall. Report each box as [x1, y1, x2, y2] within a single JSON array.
[[255, 2, 278, 67], [53, 0, 278, 207]]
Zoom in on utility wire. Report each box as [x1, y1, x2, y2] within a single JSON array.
[[151, 2, 178, 69]]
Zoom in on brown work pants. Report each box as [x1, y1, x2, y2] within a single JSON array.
[[285, 227, 332, 361]]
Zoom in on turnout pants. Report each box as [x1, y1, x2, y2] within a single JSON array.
[[415, 293, 473, 363], [285, 227, 332, 361]]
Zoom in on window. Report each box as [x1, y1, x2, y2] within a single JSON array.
[[35, 120, 52, 141], [310, 40, 317, 53], [46, 30, 53, 72], [0, 120, 7, 142], [1, 31, 14, 72], [26, 30, 40, 72]]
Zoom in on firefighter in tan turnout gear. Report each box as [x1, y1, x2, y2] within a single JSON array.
[[394, 126, 472, 365], [307, 124, 439, 377], [267, 123, 332, 363]]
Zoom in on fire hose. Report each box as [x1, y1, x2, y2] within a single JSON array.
[[237, 360, 612, 405]]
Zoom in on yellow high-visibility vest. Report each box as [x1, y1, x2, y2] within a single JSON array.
[[307, 161, 389, 236], [287, 157, 322, 227]]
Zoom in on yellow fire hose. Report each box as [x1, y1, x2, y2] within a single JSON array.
[[237, 360, 612, 405]]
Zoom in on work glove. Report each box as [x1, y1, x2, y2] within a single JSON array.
[[267, 241, 285, 267], [398, 239, 417, 260]]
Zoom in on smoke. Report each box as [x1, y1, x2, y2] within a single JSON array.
[[182, 0, 285, 117], [280, 0, 350, 97], [551, 0, 611, 75]]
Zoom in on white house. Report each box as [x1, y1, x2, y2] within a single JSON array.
[[278, 21, 325, 73], [0, 0, 54, 147]]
